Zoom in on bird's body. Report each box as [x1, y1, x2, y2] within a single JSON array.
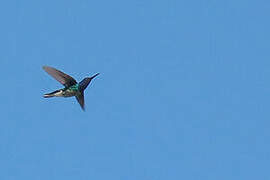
[[43, 66, 99, 111], [44, 84, 79, 98]]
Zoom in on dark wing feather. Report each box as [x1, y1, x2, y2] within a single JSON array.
[[43, 66, 77, 87], [75, 92, 85, 111]]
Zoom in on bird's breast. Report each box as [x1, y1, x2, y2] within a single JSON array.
[[62, 89, 77, 97]]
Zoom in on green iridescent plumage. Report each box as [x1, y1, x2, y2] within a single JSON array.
[[62, 84, 80, 97], [43, 66, 99, 111]]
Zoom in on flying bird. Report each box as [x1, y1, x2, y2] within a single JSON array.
[[43, 66, 99, 111]]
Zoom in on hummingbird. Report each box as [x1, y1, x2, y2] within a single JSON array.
[[43, 66, 99, 111]]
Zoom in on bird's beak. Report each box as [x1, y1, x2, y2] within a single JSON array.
[[90, 73, 100, 80]]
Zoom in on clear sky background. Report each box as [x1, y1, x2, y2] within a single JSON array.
[[0, 0, 269, 179]]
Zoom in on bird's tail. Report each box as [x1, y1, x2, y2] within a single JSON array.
[[43, 94, 54, 98], [43, 90, 60, 98]]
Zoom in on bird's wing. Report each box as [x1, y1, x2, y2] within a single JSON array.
[[75, 92, 85, 111], [43, 66, 77, 87]]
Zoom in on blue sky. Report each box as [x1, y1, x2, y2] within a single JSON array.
[[1, 0, 270, 179]]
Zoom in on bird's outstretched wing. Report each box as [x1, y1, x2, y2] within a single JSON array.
[[43, 66, 77, 87], [75, 92, 85, 111]]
